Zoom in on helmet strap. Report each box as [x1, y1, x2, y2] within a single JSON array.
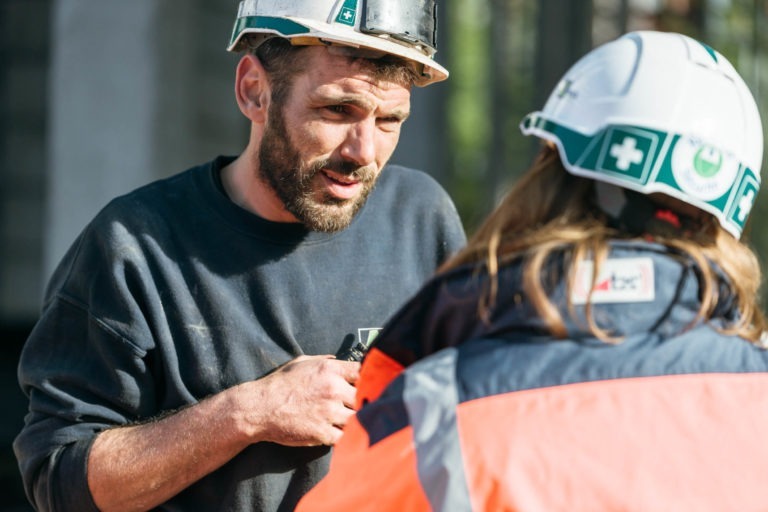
[[595, 182, 697, 238]]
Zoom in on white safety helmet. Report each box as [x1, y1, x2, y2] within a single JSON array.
[[521, 31, 763, 238], [227, 0, 448, 87]]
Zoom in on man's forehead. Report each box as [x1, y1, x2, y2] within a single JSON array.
[[293, 49, 411, 104], [298, 46, 413, 88], [299, 46, 367, 75]]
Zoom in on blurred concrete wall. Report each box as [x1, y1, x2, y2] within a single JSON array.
[[0, 0, 50, 325], [43, 1, 246, 285]]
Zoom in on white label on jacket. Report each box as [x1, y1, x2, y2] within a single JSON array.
[[571, 257, 655, 305]]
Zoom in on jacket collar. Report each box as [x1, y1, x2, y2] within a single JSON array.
[[373, 240, 737, 366]]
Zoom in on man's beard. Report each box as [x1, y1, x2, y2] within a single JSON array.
[[258, 105, 379, 232]]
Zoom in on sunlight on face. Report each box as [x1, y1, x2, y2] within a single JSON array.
[[257, 48, 412, 232]]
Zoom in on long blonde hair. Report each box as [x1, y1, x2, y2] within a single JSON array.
[[442, 145, 767, 344]]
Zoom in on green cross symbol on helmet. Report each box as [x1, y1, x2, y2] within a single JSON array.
[[337, 8, 356, 26], [609, 137, 645, 171], [335, 0, 358, 26], [738, 189, 756, 222]]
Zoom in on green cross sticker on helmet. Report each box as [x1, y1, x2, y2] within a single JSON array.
[[737, 189, 756, 223], [520, 31, 763, 239], [729, 178, 759, 233], [335, 0, 358, 26], [601, 129, 656, 179], [226, 0, 448, 87], [609, 137, 644, 171]]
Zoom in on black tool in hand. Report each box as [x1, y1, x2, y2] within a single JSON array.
[[336, 330, 380, 362]]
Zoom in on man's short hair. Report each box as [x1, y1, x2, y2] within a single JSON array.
[[245, 37, 418, 106]]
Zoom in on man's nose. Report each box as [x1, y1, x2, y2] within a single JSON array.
[[340, 120, 376, 167]]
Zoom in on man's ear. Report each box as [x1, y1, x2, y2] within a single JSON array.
[[235, 53, 269, 123]]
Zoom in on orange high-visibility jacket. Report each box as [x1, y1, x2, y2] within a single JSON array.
[[297, 242, 768, 511]]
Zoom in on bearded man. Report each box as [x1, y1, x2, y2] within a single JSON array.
[[13, 2, 465, 511]]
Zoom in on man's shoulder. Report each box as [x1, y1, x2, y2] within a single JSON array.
[[46, 158, 225, 300], [375, 164, 452, 205], [359, 163, 465, 247], [64, 158, 224, 263], [114, 159, 213, 206], [379, 164, 444, 189], [95, 157, 225, 225]]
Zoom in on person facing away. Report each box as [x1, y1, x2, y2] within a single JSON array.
[[13, 1, 466, 511], [296, 30, 768, 512]]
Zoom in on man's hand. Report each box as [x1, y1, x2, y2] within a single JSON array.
[[87, 355, 358, 511], [237, 355, 361, 447]]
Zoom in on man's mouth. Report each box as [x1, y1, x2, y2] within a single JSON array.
[[320, 169, 363, 200]]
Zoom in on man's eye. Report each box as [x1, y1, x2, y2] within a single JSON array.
[[326, 105, 347, 114]]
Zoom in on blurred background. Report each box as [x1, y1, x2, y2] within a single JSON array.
[[1, 0, 766, 509]]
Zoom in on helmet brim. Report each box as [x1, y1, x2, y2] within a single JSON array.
[[227, 16, 448, 87]]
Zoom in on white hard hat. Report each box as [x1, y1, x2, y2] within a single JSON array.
[[227, 0, 448, 87], [521, 30, 763, 238]]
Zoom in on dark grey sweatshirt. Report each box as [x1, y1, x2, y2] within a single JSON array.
[[14, 156, 466, 511]]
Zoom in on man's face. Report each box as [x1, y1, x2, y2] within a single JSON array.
[[258, 47, 412, 232]]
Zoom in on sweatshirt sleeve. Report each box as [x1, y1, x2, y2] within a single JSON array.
[[13, 209, 161, 512], [13, 294, 154, 512]]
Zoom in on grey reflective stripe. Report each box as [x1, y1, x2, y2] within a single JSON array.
[[403, 348, 473, 511]]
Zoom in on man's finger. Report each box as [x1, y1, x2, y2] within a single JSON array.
[[332, 360, 361, 383]]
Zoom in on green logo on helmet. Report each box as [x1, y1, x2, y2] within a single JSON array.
[[693, 146, 723, 177], [335, 0, 358, 26]]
